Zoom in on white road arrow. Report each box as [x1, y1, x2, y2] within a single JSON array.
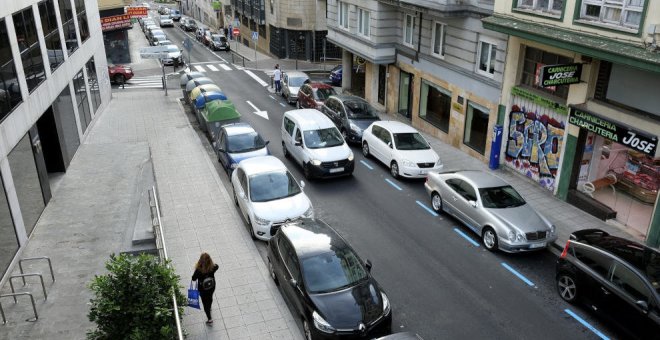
[[246, 101, 268, 120]]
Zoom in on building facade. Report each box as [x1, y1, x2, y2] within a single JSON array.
[[326, 0, 508, 163], [98, 0, 132, 64], [484, 0, 660, 245], [0, 0, 110, 281]]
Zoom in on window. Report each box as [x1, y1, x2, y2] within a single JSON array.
[[516, 0, 564, 15], [73, 69, 90, 133], [0, 18, 22, 121], [419, 80, 451, 132], [610, 262, 651, 302], [13, 7, 46, 92], [520, 46, 573, 99], [338, 1, 349, 29], [8, 133, 46, 237], [463, 101, 489, 154], [283, 117, 295, 136], [86, 58, 101, 114], [476, 39, 496, 77], [431, 21, 445, 57], [74, 0, 89, 42], [579, 0, 645, 29], [573, 244, 613, 277], [0, 172, 19, 278], [358, 8, 370, 37], [39, 0, 64, 71], [59, 0, 78, 53], [404, 14, 415, 46]]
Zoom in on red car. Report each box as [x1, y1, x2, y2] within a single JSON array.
[[108, 64, 134, 84], [296, 82, 337, 109]]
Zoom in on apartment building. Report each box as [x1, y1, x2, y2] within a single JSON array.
[[0, 0, 110, 280], [183, 0, 226, 29], [483, 0, 659, 243]]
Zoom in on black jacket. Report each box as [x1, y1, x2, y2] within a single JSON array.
[[192, 264, 219, 291]]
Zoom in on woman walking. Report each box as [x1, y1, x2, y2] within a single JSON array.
[[192, 253, 219, 324]]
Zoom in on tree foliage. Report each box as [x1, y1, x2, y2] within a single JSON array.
[[87, 253, 185, 340]]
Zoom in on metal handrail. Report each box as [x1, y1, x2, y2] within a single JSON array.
[[9, 274, 48, 303], [0, 292, 38, 324], [151, 186, 183, 340], [18, 257, 54, 285]]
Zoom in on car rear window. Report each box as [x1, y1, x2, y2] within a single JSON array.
[[301, 249, 368, 293]]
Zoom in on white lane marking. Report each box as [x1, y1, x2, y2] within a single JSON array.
[[219, 64, 232, 71], [206, 64, 219, 71], [244, 70, 268, 87], [246, 100, 269, 120], [193, 65, 205, 72]]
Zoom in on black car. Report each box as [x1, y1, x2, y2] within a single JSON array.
[[209, 34, 230, 51], [556, 229, 660, 338], [180, 18, 197, 31], [267, 219, 392, 339], [320, 95, 381, 144]]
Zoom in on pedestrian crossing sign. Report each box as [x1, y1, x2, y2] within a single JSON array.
[[252, 31, 258, 41]]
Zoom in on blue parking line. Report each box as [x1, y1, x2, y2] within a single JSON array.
[[501, 262, 535, 287], [360, 160, 373, 170], [453, 228, 480, 247], [415, 200, 438, 217], [564, 309, 609, 340], [384, 179, 402, 191]]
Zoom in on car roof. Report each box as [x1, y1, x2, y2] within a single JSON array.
[[329, 94, 366, 103], [285, 109, 335, 130], [306, 82, 332, 89], [284, 71, 309, 78], [223, 123, 256, 136], [239, 156, 286, 175], [373, 121, 418, 133], [280, 219, 350, 259], [449, 170, 510, 188]]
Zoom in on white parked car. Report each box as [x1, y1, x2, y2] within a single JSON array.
[[281, 109, 354, 179], [159, 15, 174, 27], [231, 156, 314, 241], [361, 121, 443, 178]]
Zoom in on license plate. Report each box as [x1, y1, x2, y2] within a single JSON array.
[[529, 242, 546, 249], [329, 167, 344, 173], [419, 170, 427, 175]]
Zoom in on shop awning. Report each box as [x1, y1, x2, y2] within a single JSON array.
[[482, 15, 660, 73]]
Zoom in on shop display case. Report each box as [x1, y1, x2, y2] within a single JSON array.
[[615, 151, 659, 205]]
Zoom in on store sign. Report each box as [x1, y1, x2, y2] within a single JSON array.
[[569, 108, 657, 156], [126, 6, 148, 18], [540, 63, 582, 87], [212, 1, 222, 11], [511, 86, 568, 115], [101, 14, 131, 32]]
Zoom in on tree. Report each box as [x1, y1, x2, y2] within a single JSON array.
[[87, 253, 185, 339]]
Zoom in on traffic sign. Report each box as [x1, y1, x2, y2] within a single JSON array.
[[139, 45, 172, 59], [251, 31, 258, 41], [232, 28, 240, 37], [182, 37, 192, 52]]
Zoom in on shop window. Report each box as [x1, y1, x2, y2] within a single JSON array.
[[39, 0, 64, 71], [578, 0, 644, 30], [404, 13, 415, 47], [515, 0, 564, 16], [8, 134, 46, 237], [520, 46, 572, 99], [59, 0, 78, 54], [86, 57, 101, 114], [0, 18, 23, 121], [0, 172, 19, 278], [419, 80, 451, 132], [338, 1, 349, 29], [594, 60, 660, 117], [431, 21, 445, 58], [463, 102, 489, 154], [358, 8, 370, 37], [52, 85, 79, 165], [476, 38, 496, 77], [13, 7, 46, 92], [73, 69, 91, 132], [398, 71, 412, 118], [74, 0, 90, 43]]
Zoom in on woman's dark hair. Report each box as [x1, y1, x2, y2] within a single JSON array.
[[195, 252, 214, 273]]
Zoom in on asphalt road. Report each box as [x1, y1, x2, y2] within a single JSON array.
[[138, 19, 626, 340]]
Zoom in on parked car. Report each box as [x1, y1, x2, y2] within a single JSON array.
[[231, 156, 313, 241], [169, 9, 181, 21], [143, 23, 158, 35], [147, 28, 165, 41], [281, 71, 310, 104], [159, 15, 173, 27], [281, 109, 354, 179], [195, 27, 210, 42], [209, 34, 230, 51], [159, 44, 183, 66], [179, 71, 206, 89], [215, 123, 270, 174], [556, 229, 660, 338], [180, 18, 197, 31], [202, 30, 214, 46], [362, 121, 442, 179], [157, 6, 169, 14], [141, 2, 150, 9], [329, 64, 343, 86], [296, 82, 336, 110], [321, 95, 380, 144], [153, 39, 173, 46], [150, 34, 168, 46], [108, 64, 134, 84], [267, 218, 393, 339], [424, 170, 556, 252]]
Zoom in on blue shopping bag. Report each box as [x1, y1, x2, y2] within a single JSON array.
[[187, 281, 200, 309]]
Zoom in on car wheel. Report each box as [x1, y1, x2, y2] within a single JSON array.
[[282, 142, 290, 159], [390, 161, 399, 179], [431, 192, 442, 213], [482, 227, 498, 251], [557, 273, 578, 303], [362, 142, 370, 157], [246, 217, 257, 240], [303, 318, 313, 340], [303, 163, 313, 180], [268, 259, 279, 286], [114, 74, 125, 84]]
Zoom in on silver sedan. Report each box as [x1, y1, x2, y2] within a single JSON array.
[[424, 170, 557, 252]]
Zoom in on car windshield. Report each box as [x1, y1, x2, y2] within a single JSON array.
[[212, 35, 226, 42], [227, 132, 267, 153], [165, 45, 179, 52], [303, 128, 344, 149], [314, 88, 336, 101], [393, 133, 430, 150], [249, 171, 301, 202], [345, 100, 378, 119], [479, 186, 526, 208], [288, 77, 308, 87], [301, 249, 368, 293], [161, 15, 170, 20]]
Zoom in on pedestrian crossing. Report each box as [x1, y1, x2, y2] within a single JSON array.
[[188, 63, 235, 72], [118, 75, 164, 89]]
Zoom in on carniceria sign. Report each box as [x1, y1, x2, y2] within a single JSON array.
[[568, 107, 657, 156], [540, 63, 582, 87]]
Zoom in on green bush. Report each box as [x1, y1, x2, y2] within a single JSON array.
[[87, 253, 185, 340]]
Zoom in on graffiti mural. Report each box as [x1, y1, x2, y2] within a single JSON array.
[[505, 104, 565, 191]]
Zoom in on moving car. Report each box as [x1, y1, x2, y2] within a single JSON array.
[[282, 71, 310, 104], [267, 218, 392, 339], [231, 156, 313, 241], [159, 15, 174, 27], [108, 64, 134, 84], [157, 6, 169, 14], [362, 121, 443, 179], [214, 123, 270, 174], [321, 95, 380, 144], [179, 18, 197, 31], [296, 82, 336, 110], [159, 44, 183, 66], [556, 229, 660, 338], [424, 170, 556, 252], [209, 34, 230, 51], [281, 109, 354, 179], [169, 9, 181, 21]]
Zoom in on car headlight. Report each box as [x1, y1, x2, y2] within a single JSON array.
[[401, 159, 416, 167], [253, 215, 270, 226], [381, 292, 391, 316], [311, 159, 321, 166], [435, 159, 443, 168], [549, 224, 556, 234], [348, 152, 354, 162], [302, 205, 314, 218], [349, 122, 361, 133], [312, 311, 335, 334], [508, 230, 525, 243]]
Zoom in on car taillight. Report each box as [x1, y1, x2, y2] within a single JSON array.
[[560, 240, 570, 258]]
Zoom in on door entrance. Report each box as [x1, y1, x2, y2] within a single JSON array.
[[378, 65, 386, 105], [398, 71, 412, 119]]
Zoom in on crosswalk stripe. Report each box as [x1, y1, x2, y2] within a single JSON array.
[[206, 64, 219, 71], [194, 65, 205, 72], [219, 64, 232, 71]]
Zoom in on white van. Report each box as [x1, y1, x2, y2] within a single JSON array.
[[281, 109, 354, 179]]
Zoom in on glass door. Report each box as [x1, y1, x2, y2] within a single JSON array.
[[398, 71, 412, 119]]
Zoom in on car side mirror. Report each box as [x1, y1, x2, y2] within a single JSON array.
[[295, 140, 302, 146], [387, 142, 393, 149], [299, 180, 305, 189], [289, 278, 298, 288], [365, 260, 372, 272], [469, 201, 477, 208], [636, 300, 649, 314], [265, 140, 270, 146]]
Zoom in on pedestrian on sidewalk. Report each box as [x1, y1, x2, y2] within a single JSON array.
[[192, 252, 219, 324], [273, 64, 282, 93]]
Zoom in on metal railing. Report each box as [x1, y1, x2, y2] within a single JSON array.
[[0, 293, 38, 324], [150, 186, 184, 340], [8, 274, 48, 302], [18, 257, 55, 285]]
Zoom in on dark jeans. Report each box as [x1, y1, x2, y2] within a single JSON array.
[[200, 289, 214, 320], [275, 80, 281, 92]]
